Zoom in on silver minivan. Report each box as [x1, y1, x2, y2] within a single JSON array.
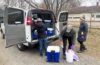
[[3, 7, 68, 51]]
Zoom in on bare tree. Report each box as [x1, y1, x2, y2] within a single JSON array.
[[5, 0, 19, 7], [4, 0, 81, 16], [41, 0, 69, 16], [40, 0, 81, 17], [4, 0, 38, 9], [24, 0, 38, 8], [5, 0, 10, 6], [18, 0, 24, 8]]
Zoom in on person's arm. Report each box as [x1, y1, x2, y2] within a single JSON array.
[[82, 23, 88, 36], [45, 25, 47, 31], [32, 24, 37, 32], [84, 23, 88, 34], [59, 26, 67, 41], [60, 25, 67, 36]]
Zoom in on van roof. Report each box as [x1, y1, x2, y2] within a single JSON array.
[[7, 7, 53, 12], [30, 9, 54, 14], [6, 7, 54, 14]]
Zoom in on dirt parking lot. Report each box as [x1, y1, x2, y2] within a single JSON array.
[[0, 28, 100, 65]]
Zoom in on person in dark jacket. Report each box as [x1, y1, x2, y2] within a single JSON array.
[[77, 16, 88, 53], [60, 25, 76, 59], [33, 18, 48, 56]]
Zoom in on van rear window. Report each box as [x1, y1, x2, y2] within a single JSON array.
[[32, 13, 54, 28], [32, 13, 52, 20]]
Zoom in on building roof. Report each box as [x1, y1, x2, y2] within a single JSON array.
[[68, 6, 100, 14]]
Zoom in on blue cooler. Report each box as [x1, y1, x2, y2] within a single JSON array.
[[47, 28, 55, 36], [32, 30, 38, 39], [47, 46, 60, 62]]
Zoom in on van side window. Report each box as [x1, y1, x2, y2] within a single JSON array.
[[59, 12, 68, 22], [0, 17, 3, 23], [8, 10, 24, 24]]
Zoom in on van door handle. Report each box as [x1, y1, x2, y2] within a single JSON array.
[[63, 23, 67, 26]]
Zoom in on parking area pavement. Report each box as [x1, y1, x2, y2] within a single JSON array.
[[0, 33, 100, 65]]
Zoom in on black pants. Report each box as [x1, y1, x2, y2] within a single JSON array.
[[78, 41, 86, 51], [62, 36, 73, 56]]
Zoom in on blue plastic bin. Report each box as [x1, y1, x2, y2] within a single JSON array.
[[47, 46, 60, 62], [47, 28, 55, 36], [32, 30, 38, 39]]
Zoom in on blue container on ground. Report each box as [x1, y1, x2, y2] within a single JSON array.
[[47, 28, 55, 36], [32, 30, 38, 39], [47, 46, 60, 62]]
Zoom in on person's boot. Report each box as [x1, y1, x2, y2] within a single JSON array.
[[77, 47, 84, 53], [62, 52, 66, 60], [40, 51, 43, 57], [77, 50, 84, 53], [40, 53, 43, 57], [63, 55, 66, 60], [83, 46, 87, 51], [45, 52, 47, 56]]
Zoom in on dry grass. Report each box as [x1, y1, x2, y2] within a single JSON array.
[[55, 28, 100, 59], [75, 28, 100, 59], [54, 28, 100, 59]]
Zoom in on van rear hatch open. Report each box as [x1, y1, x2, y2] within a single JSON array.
[[30, 9, 56, 40]]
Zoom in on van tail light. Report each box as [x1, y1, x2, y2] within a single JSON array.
[[26, 16, 32, 25]]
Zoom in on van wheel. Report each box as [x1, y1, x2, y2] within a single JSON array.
[[17, 43, 27, 51], [2, 34, 5, 39]]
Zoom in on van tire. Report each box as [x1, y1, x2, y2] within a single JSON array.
[[2, 34, 5, 39], [1, 34, 5, 39], [0, 29, 5, 39], [17, 43, 27, 51]]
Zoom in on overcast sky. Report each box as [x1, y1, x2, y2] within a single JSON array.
[[81, 0, 99, 6], [33, 0, 100, 6], [0, 0, 5, 5], [32, 0, 43, 4], [0, 0, 99, 7]]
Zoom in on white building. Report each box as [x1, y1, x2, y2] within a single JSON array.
[[68, 6, 100, 22]]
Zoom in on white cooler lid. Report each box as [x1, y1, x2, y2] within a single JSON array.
[[47, 46, 60, 52], [47, 28, 54, 31]]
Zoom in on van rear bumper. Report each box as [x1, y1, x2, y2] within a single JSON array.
[[32, 35, 59, 43], [24, 35, 59, 46]]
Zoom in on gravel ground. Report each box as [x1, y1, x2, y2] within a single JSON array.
[[0, 33, 100, 65]]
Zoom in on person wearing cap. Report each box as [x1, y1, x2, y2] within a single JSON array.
[[33, 18, 48, 56], [77, 16, 88, 53], [60, 24, 76, 59]]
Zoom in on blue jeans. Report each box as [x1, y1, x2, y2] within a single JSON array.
[[38, 38, 48, 55]]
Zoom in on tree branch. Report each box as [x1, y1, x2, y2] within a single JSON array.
[[46, 0, 51, 9], [24, 0, 38, 8], [51, 0, 55, 10], [43, 0, 49, 9], [31, 0, 39, 8], [55, 0, 59, 16], [56, 0, 70, 16]]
